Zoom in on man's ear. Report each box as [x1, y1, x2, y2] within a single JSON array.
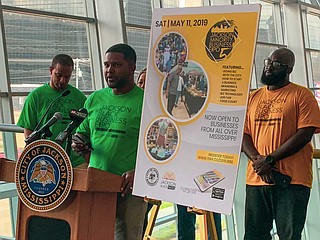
[[129, 64, 136, 73], [287, 66, 293, 74]]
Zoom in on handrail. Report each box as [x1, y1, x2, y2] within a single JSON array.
[[0, 124, 24, 133]]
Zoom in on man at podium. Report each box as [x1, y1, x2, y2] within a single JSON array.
[[72, 43, 147, 240]]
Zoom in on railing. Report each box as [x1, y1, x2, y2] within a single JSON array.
[[0, 124, 23, 133]]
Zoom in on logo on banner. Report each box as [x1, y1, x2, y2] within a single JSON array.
[[205, 18, 240, 62], [145, 168, 160, 186], [211, 187, 225, 200], [15, 140, 73, 212], [160, 171, 176, 190]]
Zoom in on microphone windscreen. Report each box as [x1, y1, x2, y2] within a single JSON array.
[[62, 90, 71, 97], [54, 112, 63, 120], [79, 108, 88, 114]]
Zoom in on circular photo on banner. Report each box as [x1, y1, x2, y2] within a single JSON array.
[[15, 139, 73, 212], [161, 60, 209, 122], [154, 32, 188, 74], [145, 117, 179, 163]]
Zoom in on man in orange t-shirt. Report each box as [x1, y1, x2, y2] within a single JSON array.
[[242, 48, 320, 240]]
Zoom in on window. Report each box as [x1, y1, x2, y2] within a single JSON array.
[[122, 0, 152, 72], [3, 12, 92, 93], [1, 0, 87, 17]]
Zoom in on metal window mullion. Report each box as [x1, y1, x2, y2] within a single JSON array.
[[1, 4, 95, 23], [85, 0, 104, 90], [0, 2, 18, 161], [274, 2, 285, 45], [9, 196, 18, 238], [119, 0, 128, 44]]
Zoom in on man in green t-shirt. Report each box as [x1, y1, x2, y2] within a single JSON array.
[[72, 43, 147, 240], [17, 54, 87, 167]]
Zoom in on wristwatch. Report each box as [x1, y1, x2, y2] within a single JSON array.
[[265, 155, 275, 165]]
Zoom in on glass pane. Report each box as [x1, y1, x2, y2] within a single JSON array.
[[301, 0, 320, 7], [0, 133, 3, 158], [210, 0, 232, 5], [306, 14, 320, 50], [1, 0, 87, 17], [3, 12, 93, 92], [127, 27, 150, 72], [12, 96, 26, 155], [250, 0, 278, 44], [314, 89, 320, 107], [254, 44, 278, 88], [160, 0, 203, 7], [0, 198, 13, 237], [310, 50, 320, 85], [180, 0, 203, 7], [150, 202, 176, 239], [123, 0, 152, 26], [160, 0, 179, 8]]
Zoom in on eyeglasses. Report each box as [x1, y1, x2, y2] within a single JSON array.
[[264, 59, 291, 68]]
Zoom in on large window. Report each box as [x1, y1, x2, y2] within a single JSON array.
[[123, 0, 152, 72], [1, 0, 87, 16], [305, 13, 320, 85], [3, 12, 92, 93], [250, 1, 285, 88]]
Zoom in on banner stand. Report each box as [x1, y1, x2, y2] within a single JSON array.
[[143, 198, 218, 240]]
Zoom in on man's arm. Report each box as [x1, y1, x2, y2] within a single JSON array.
[[242, 133, 260, 160], [24, 128, 33, 138], [269, 127, 316, 162], [242, 133, 273, 183]]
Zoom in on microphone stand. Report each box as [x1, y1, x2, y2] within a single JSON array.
[[55, 129, 73, 157], [25, 127, 53, 145], [65, 132, 73, 158]]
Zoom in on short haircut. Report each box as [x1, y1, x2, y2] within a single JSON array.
[[105, 43, 137, 64], [51, 54, 74, 69]]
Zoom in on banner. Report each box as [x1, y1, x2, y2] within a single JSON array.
[[133, 4, 261, 215]]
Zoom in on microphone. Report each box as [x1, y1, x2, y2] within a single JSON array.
[[34, 89, 71, 131], [25, 112, 63, 145], [55, 108, 88, 145], [61, 89, 71, 97]]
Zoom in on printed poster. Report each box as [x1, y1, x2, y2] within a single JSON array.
[[133, 4, 261, 215]]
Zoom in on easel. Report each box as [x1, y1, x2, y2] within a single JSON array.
[[143, 198, 218, 240], [143, 198, 162, 240], [188, 207, 218, 240]]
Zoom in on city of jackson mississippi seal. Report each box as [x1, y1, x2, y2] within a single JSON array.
[[15, 139, 73, 212], [205, 19, 239, 62]]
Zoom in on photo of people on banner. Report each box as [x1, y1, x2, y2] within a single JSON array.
[[155, 32, 187, 73], [146, 117, 179, 162], [162, 61, 208, 120]]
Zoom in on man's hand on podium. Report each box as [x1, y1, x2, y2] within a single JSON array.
[[121, 169, 135, 197]]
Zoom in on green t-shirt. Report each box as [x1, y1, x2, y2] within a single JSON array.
[[76, 86, 144, 176], [17, 83, 87, 167]]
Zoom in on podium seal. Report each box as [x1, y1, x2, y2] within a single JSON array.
[[15, 139, 73, 212]]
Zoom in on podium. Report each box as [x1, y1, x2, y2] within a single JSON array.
[[0, 157, 123, 240]]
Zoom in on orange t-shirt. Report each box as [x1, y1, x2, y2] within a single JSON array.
[[244, 83, 320, 187]]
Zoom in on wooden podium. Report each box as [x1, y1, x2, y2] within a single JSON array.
[[0, 157, 123, 240]]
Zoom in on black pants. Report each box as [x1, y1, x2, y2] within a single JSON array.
[[177, 205, 222, 240], [244, 184, 310, 240], [167, 93, 176, 115]]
